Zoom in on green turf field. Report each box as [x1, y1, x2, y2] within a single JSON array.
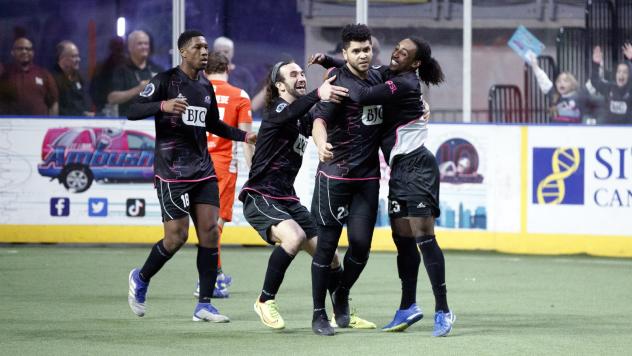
[[1, 245, 631, 355]]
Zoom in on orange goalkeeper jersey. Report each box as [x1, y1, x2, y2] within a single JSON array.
[[207, 79, 253, 167]]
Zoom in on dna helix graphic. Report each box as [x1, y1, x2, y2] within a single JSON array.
[[536, 147, 581, 205]]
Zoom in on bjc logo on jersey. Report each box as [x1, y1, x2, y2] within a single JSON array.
[[361, 105, 383, 126], [126, 198, 145, 217], [182, 106, 207, 127]]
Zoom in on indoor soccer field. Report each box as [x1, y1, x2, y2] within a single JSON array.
[[1, 245, 631, 355]]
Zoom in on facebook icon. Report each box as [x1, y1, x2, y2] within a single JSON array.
[[50, 198, 70, 217]]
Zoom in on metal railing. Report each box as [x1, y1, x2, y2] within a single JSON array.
[[488, 85, 524, 123], [556, 27, 588, 85], [587, 0, 616, 75]]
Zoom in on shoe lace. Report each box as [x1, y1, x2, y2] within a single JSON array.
[[205, 303, 219, 313], [434, 312, 447, 327], [269, 301, 281, 319]]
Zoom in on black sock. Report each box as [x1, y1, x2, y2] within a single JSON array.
[[340, 249, 367, 291], [260, 246, 295, 302], [417, 235, 449, 312], [311, 225, 342, 316], [197, 246, 218, 304], [139, 239, 173, 282], [327, 265, 343, 298], [393, 234, 421, 310]]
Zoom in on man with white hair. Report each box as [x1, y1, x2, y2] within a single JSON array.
[[213, 36, 256, 97], [107, 30, 163, 117]]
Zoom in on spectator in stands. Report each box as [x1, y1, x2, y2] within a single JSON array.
[[0, 37, 58, 115], [527, 53, 590, 124], [52, 40, 93, 116], [371, 35, 382, 66], [328, 42, 344, 60], [107, 30, 163, 117], [90, 37, 126, 116], [591, 45, 632, 125], [213, 36, 257, 97]]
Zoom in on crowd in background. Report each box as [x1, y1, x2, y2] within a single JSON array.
[[1, 29, 632, 125], [528, 42, 632, 125], [0, 30, 261, 118]]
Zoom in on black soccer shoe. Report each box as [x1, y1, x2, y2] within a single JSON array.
[[331, 287, 350, 328], [312, 313, 335, 336]]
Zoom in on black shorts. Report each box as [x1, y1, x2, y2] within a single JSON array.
[[155, 178, 219, 222], [242, 192, 318, 245], [388, 146, 440, 219], [311, 173, 379, 227]]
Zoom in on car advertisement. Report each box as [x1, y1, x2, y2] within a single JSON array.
[[0, 118, 159, 225]]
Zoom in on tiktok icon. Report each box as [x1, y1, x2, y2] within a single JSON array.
[[126, 198, 146, 217]]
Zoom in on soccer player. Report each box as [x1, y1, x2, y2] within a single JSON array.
[[191, 51, 254, 299], [312, 37, 455, 336], [126, 30, 256, 323], [241, 60, 372, 331], [309, 24, 384, 336]]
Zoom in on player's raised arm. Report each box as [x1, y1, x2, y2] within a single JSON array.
[[204, 85, 250, 142], [127, 76, 166, 120], [350, 75, 415, 105], [308, 53, 346, 69]]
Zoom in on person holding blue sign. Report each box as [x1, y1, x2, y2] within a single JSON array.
[[527, 53, 592, 124]]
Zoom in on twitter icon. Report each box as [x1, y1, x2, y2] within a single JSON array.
[[88, 198, 108, 217]]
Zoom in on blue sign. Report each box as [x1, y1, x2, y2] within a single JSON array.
[[533, 147, 584, 205], [88, 198, 108, 217], [508, 25, 545, 62], [50, 198, 70, 216]]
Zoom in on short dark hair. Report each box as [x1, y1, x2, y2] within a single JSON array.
[[341, 24, 372, 49], [177, 30, 204, 49], [205, 51, 229, 74]]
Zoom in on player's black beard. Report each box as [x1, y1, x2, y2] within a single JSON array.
[[286, 85, 304, 98]]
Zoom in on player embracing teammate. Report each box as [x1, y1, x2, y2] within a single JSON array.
[[311, 27, 455, 336]]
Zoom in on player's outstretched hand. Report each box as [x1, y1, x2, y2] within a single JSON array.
[[308, 53, 327, 67], [318, 76, 348, 103], [318, 142, 334, 162], [245, 132, 257, 145], [161, 98, 188, 114]]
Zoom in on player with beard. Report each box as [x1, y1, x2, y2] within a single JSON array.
[[126, 30, 256, 323], [241, 60, 372, 330], [309, 24, 384, 336], [311, 37, 455, 336]]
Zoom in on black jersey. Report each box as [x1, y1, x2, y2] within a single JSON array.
[[591, 62, 632, 124], [351, 68, 427, 165], [127, 67, 246, 182], [312, 65, 384, 179], [240, 91, 319, 201]]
